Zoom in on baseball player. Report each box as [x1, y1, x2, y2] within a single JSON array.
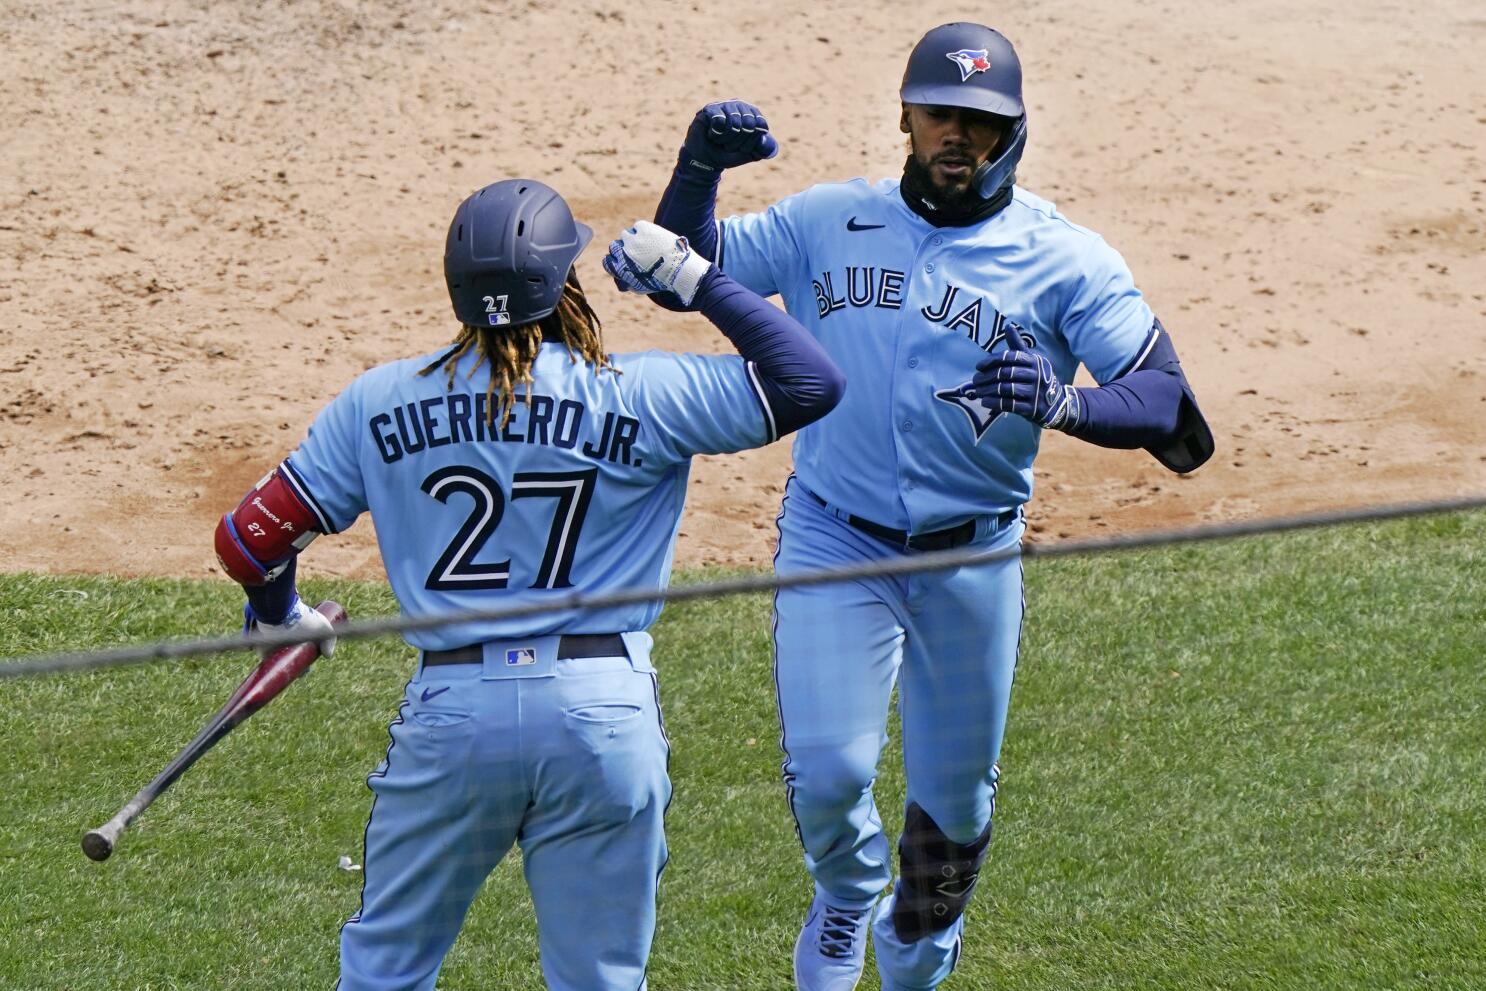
[[211, 179, 843, 991], [646, 22, 1213, 991]]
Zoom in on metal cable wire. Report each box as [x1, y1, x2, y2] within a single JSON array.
[[3, 494, 1483, 679]]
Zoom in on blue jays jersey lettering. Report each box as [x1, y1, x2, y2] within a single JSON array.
[[719, 179, 1154, 532], [280, 342, 770, 649]]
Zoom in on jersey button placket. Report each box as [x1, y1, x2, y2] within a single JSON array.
[[882, 255, 914, 530], [895, 230, 946, 534]]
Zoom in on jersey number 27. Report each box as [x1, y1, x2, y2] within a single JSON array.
[[420, 465, 597, 591]]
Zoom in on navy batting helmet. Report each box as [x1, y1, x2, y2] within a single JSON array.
[[444, 179, 593, 328], [900, 23, 1028, 199]]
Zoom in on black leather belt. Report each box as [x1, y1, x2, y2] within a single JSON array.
[[422, 634, 628, 667], [808, 490, 1016, 552]]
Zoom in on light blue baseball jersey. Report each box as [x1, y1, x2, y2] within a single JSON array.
[[279, 342, 771, 650], [719, 180, 1154, 532]]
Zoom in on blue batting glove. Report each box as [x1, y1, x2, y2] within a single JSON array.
[[682, 100, 780, 171], [959, 324, 1082, 432]]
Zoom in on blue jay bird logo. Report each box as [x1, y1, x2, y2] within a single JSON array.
[[935, 386, 1002, 442], [946, 48, 991, 82]]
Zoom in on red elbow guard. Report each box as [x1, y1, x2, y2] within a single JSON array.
[[214, 468, 322, 586]]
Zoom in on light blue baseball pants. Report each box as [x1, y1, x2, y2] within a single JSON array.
[[773, 477, 1024, 989], [336, 633, 670, 991]]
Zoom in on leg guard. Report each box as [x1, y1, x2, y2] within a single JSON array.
[[891, 803, 992, 944]]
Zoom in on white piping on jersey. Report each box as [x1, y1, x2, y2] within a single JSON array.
[[1132, 325, 1161, 370], [744, 360, 778, 443], [1106, 323, 1162, 383], [279, 458, 336, 535]]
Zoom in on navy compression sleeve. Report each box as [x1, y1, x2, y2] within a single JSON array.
[[1065, 369, 1185, 449], [655, 152, 721, 261], [243, 556, 299, 625], [1063, 321, 1207, 453], [692, 268, 844, 436]]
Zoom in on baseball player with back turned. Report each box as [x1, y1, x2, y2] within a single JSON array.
[[647, 22, 1214, 991], [211, 179, 843, 990]]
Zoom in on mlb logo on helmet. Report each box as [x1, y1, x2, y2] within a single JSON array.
[[946, 48, 991, 82], [483, 293, 512, 326]]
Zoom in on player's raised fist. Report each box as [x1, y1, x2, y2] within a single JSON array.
[[683, 100, 780, 171], [604, 220, 713, 306]]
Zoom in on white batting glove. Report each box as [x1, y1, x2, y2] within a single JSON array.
[[249, 597, 337, 659], [603, 220, 712, 306]]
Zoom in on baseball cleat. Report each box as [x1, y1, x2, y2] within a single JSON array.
[[793, 895, 876, 991]]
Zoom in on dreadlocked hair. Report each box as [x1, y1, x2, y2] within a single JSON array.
[[420, 269, 615, 428]]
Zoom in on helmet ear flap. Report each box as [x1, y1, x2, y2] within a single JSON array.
[[972, 114, 1027, 199]]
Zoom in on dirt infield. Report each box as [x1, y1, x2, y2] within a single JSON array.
[[3, 0, 1483, 579]]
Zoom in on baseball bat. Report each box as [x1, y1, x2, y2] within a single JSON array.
[[81, 600, 347, 862]]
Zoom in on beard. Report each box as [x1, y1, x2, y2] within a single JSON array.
[[898, 142, 1015, 228], [902, 142, 983, 212]]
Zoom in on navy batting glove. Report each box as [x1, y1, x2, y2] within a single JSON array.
[[962, 349, 1082, 432], [682, 100, 780, 172]]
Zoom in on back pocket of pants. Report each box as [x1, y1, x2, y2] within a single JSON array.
[[564, 702, 644, 737], [411, 708, 472, 728], [560, 701, 664, 819]]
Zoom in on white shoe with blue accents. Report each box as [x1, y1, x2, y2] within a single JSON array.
[[793, 894, 877, 991]]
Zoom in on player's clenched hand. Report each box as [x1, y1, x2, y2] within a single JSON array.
[[603, 220, 713, 306], [683, 100, 780, 171], [243, 596, 338, 659], [959, 325, 1082, 432]]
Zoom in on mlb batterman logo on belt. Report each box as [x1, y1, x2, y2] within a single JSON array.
[[946, 48, 991, 81]]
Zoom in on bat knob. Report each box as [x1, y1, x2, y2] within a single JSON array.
[[82, 828, 116, 862]]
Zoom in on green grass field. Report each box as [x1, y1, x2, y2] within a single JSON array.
[[3, 513, 1483, 990]]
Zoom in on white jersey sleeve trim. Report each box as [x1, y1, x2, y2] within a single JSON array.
[[279, 457, 339, 535], [744, 360, 778, 443], [1110, 322, 1161, 382]]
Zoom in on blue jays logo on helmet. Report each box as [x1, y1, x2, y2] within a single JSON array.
[[946, 48, 991, 82]]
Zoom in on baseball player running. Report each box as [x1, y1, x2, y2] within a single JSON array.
[[646, 22, 1213, 991], [211, 179, 843, 991]]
